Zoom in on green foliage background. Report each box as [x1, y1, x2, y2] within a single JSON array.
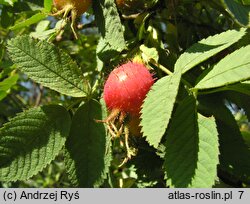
[[0, 0, 250, 188]]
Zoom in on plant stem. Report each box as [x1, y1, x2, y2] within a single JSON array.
[[156, 63, 193, 88]]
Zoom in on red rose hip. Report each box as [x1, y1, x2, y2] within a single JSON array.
[[104, 62, 154, 116]]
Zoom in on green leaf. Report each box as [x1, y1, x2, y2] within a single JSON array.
[[7, 35, 87, 97], [164, 96, 197, 188], [0, 6, 14, 29], [131, 145, 164, 187], [0, 92, 7, 102], [0, 74, 18, 101], [0, 74, 18, 91], [223, 82, 250, 96], [235, 0, 250, 5], [191, 114, 219, 187], [242, 131, 250, 148], [93, 0, 127, 59], [164, 97, 219, 187], [140, 45, 159, 64], [223, 0, 250, 27], [141, 71, 181, 148], [199, 96, 250, 182], [10, 12, 47, 30], [217, 110, 250, 181], [0, 0, 17, 6], [137, 13, 151, 41], [0, 62, 14, 79], [0, 105, 71, 181], [44, 0, 52, 12], [195, 45, 250, 90], [243, 0, 250, 5], [96, 37, 120, 62], [30, 20, 55, 40], [64, 100, 112, 187], [175, 28, 247, 74]]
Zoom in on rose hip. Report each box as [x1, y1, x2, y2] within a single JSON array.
[[104, 62, 154, 116]]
